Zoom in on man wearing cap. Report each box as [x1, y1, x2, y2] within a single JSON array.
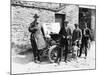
[[79, 23, 91, 59], [59, 21, 72, 63], [72, 23, 82, 44], [72, 24, 82, 58], [28, 14, 46, 63]]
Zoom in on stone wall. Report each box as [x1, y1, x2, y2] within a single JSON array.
[[11, 1, 79, 52], [58, 5, 79, 32], [11, 5, 55, 51]]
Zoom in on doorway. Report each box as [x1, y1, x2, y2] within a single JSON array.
[[55, 14, 65, 28], [79, 8, 91, 30]]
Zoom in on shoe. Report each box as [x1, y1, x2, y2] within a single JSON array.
[[36, 60, 40, 63], [34, 60, 37, 63], [64, 60, 67, 63], [57, 62, 60, 65], [67, 59, 71, 62], [78, 55, 81, 57], [34, 60, 40, 63], [84, 57, 87, 59]]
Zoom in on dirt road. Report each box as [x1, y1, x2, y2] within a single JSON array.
[[12, 41, 95, 74]]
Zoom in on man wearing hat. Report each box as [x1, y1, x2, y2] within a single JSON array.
[[28, 14, 46, 63], [59, 21, 72, 63], [28, 14, 39, 63]]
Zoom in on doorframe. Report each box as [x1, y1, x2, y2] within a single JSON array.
[[55, 14, 66, 28]]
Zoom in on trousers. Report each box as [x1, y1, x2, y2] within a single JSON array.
[[30, 37, 40, 61]]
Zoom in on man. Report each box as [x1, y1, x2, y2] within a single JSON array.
[[28, 14, 40, 63], [72, 24, 82, 59], [59, 21, 71, 63], [79, 23, 91, 59]]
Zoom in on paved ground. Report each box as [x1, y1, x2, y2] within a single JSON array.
[[12, 41, 95, 74]]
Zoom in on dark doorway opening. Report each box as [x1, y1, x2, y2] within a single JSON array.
[[55, 14, 65, 28], [79, 8, 91, 30]]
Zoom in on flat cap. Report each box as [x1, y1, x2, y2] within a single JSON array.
[[74, 23, 79, 26], [64, 21, 69, 23]]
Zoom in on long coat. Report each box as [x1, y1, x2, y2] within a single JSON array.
[[59, 26, 71, 47], [29, 21, 46, 50]]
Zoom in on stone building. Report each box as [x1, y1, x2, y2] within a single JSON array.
[[11, 0, 96, 51]]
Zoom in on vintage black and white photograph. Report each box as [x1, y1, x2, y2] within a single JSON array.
[[11, 0, 96, 74]]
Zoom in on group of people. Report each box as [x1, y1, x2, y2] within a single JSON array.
[[28, 14, 91, 63], [56, 21, 91, 64]]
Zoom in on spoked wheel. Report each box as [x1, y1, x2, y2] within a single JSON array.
[[48, 45, 59, 63]]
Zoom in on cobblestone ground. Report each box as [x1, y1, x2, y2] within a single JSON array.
[[12, 41, 95, 74]]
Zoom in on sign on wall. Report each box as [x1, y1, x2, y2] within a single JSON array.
[[42, 22, 60, 38]]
